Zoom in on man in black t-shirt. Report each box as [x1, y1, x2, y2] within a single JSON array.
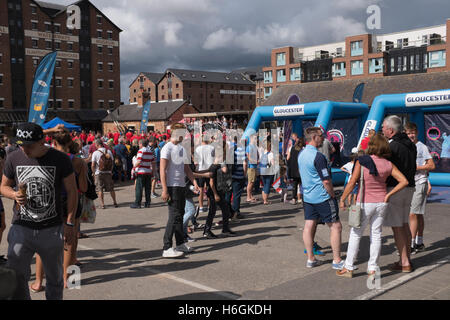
[[382, 115, 417, 273], [0, 123, 78, 300]]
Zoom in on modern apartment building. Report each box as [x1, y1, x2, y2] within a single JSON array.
[[262, 19, 450, 100], [0, 0, 121, 129]]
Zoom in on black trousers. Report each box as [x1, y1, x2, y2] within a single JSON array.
[[204, 190, 231, 233], [163, 187, 186, 250]]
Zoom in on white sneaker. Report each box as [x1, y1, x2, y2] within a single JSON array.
[[162, 247, 184, 258], [176, 243, 194, 253]]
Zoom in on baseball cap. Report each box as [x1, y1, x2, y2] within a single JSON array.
[[12, 122, 44, 146]]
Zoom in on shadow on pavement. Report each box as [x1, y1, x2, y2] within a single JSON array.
[[81, 259, 220, 287], [80, 223, 164, 239]]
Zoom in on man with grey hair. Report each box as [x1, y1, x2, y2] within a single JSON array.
[[382, 115, 417, 273]]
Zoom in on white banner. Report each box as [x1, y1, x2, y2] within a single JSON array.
[[24, 30, 79, 42], [92, 38, 118, 47], [25, 48, 79, 60], [405, 91, 450, 107], [220, 90, 255, 95], [273, 105, 305, 117], [357, 119, 377, 147]]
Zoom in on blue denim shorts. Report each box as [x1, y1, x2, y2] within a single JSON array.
[[261, 175, 273, 195], [304, 198, 339, 223]]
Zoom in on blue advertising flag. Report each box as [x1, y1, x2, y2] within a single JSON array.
[[28, 51, 58, 125], [140, 100, 151, 134]]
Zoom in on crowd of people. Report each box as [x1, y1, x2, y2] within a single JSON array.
[[0, 112, 438, 299]]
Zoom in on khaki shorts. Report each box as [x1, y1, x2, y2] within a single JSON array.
[[410, 182, 428, 215], [383, 187, 414, 227], [248, 168, 257, 183], [95, 173, 114, 192]]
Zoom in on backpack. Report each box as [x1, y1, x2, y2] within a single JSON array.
[[98, 150, 113, 172], [216, 164, 232, 193]]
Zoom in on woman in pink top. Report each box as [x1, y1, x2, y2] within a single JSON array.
[[337, 134, 408, 278]]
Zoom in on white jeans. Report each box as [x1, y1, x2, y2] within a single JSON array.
[[344, 202, 388, 272]]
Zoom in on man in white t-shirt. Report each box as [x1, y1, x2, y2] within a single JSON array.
[[160, 123, 199, 258], [405, 122, 435, 254], [194, 136, 215, 213], [91, 139, 118, 209]]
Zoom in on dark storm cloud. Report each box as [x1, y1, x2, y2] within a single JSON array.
[[55, 0, 450, 103]]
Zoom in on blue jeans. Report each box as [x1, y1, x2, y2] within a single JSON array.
[[261, 175, 274, 195], [232, 179, 245, 213], [183, 197, 196, 236]]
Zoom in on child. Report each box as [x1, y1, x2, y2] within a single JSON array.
[[279, 166, 289, 203], [340, 147, 359, 206]]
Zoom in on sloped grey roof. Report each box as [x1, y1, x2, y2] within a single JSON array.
[[102, 100, 189, 122], [166, 69, 255, 85], [142, 72, 165, 84], [263, 72, 450, 106], [232, 66, 264, 81]]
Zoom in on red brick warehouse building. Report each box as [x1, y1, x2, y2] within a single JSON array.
[[129, 69, 257, 114], [0, 0, 122, 132]]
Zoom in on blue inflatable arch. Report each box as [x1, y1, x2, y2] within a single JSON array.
[[358, 89, 450, 186], [243, 101, 369, 142], [243, 101, 369, 186]]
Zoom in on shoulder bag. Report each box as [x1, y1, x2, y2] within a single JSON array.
[[348, 164, 364, 228]]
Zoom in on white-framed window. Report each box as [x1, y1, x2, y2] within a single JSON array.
[[31, 20, 38, 30], [67, 42, 73, 51], [108, 100, 114, 108], [68, 99, 75, 108], [98, 79, 104, 88], [98, 100, 104, 108], [108, 80, 114, 89], [55, 77, 62, 87], [32, 57, 39, 67], [67, 78, 74, 88], [45, 21, 51, 32], [0, 98, 4, 109], [107, 31, 112, 40], [30, 3, 37, 15], [32, 38, 38, 48], [97, 45, 103, 54], [55, 59, 61, 68], [0, 53, 2, 64], [97, 29, 102, 38], [54, 40, 61, 50], [96, 15, 102, 24], [56, 99, 62, 109], [108, 62, 113, 72], [45, 40, 52, 49], [54, 23, 61, 33], [0, 73, 3, 85], [98, 62, 103, 71], [108, 46, 113, 55]]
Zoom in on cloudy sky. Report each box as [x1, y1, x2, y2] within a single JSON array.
[[55, 0, 450, 104]]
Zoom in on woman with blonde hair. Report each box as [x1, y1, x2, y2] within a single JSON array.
[[337, 133, 408, 278]]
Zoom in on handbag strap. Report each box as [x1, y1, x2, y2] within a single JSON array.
[[359, 162, 364, 208]]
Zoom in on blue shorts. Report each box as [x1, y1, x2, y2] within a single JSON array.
[[304, 198, 339, 223]]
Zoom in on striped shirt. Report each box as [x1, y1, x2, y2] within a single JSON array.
[[136, 146, 155, 175], [231, 143, 245, 180]]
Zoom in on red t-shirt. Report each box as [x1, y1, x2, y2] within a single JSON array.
[[126, 132, 133, 141], [113, 132, 120, 144], [79, 133, 87, 143], [360, 137, 370, 150], [87, 134, 95, 143]]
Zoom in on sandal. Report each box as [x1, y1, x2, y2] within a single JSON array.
[[263, 201, 271, 205], [78, 233, 89, 239], [336, 268, 353, 278], [30, 284, 45, 293], [101, 205, 106, 209], [114, 203, 119, 208]]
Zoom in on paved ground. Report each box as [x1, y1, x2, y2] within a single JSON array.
[[1, 181, 449, 300]]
